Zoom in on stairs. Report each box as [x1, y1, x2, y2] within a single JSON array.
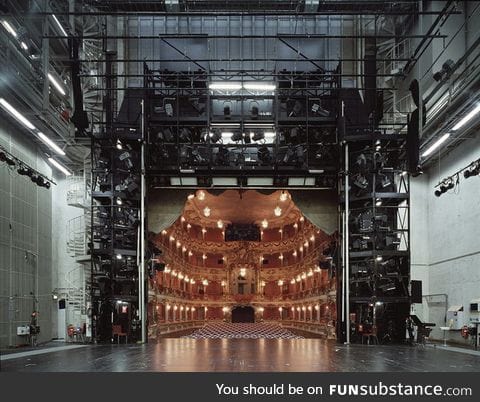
[[183, 322, 304, 339]]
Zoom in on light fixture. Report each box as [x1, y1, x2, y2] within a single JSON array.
[[202, 254, 207, 260], [202, 279, 209, 286], [115, 139, 123, 150], [0, 98, 36, 130], [274, 206, 282, 216], [21, 41, 28, 50], [48, 158, 72, 176], [376, 256, 383, 262], [52, 14, 68, 37], [280, 192, 288, 202], [38, 132, 66, 155], [188, 251, 193, 257], [243, 82, 276, 91], [375, 199, 382, 207], [217, 220, 223, 229], [290, 279, 296, 284], [301, 272, 307, 279], [310, 235, 315, 242], [261, 219, 268, 228], [115, 197, 122, 205], [197, 190, 206, 200], [464, 161, 480, 178], [187, 194, 195, 200], [292, 250, 297, 257], [186, 223, 192, 229], [240, 268, 246, 277], [209, 82, 242, 91], [278, 253, 283, 260], [1, 20, 17, 37], [278, 280, 283, 286], [116, 254, 122, 260], [48, 73, 66, 96], [421, 133, 450, 157], [203, 206, 211, 217], [452, 104, 480, 131]]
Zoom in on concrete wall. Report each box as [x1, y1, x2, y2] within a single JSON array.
[[410, 134, 480, 342], [0, 121, 53, 348]]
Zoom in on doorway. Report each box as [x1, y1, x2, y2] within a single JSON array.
[[231, 306, 255, 323]]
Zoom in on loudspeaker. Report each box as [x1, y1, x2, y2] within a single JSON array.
[[411, 280, 422, 303]]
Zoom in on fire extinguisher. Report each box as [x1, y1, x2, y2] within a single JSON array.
[[461, 325, 469, 339]]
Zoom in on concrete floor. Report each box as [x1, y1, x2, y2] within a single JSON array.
[[1, 339, 480, 372]]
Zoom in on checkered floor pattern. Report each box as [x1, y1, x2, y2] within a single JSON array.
[[183, 322, 304, 339]]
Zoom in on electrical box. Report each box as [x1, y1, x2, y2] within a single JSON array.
[[446, 305, 464, 330], [470, 299, 480, 323], [17, 325, 30, 335]]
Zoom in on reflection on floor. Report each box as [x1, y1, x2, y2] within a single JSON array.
[[2, 339, 480, 372], [183, 323, 304, 339]]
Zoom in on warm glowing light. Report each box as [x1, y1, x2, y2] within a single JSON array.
[[169, 235, 175, 241], [301, 272, 307, 279], [181, 216, 186, 222], [304, 241, 309, 247], [300, 216, 305, 222], [190, 278, 195, 284], [278, 280, 284, 286], [307, 270, 314, 277], [202, 254, 207, 260], [182, 246, 187, 252], [174, 305, 178, 311], [293, 223, 298, 229], [296, 275, 301, 282], [161, 230, 167, 235], [203, 206, 211, 217], [188, 251, 193, 257], [202, 228, 207, 234], [202, 279, 209, 286], [292, 250, 297, 257], [279, 191, 288, 202], [261, 219, 268, 228], [302, 306, 306, 311], [186, 223, 192, 229], [217, 220, 223, 228], [308, 306, 312, 311], [197, 190, 206, 200], [180, 306, 184, 311], [299, 246, 303, 252], [187, 194, 195, 200], [279, 253, 284, 260], [176, 241, 181, 248], [274, 206, 282, 216], [178, 273, 184, 280], [290, 279, 296, 284], [310, 234, 315, 242], [240, 268, 246, 277], [222, 307, 229, 313]]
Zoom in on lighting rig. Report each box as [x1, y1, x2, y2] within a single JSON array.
[[433, 157, 480, 197], [144, 65, 339, 188], [340, 120, 411, 344], [0, 144, 54, 189]]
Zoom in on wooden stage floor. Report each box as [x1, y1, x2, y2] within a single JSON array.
[[1, 339, 479, 372]]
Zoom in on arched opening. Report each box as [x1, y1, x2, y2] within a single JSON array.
[[231, 306, 255, 323]]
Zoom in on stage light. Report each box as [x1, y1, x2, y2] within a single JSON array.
[[230, 132, 243, 142], [422, 133, 450, 157], [48, 158, 72, 176], [115, 197, 122, 205], [375, 199, 382, 207], [257, 145, 272, 164], [116, 139, 123, 150], [0, 98, 36, 130], [47, 73, 66, 96], [252, 132, 265, 142], [116, 254, 122, 260], [52, 14, 68, 37], [464, 162, 480, 178], [38, 132, 65, 155], [20, 41, 28, 50], [209, 131, 221, 143], [311, 102, 330, 117], [353, 174, 368, 190]]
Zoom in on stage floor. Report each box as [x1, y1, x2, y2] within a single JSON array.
[[1, 339, 479, 372]]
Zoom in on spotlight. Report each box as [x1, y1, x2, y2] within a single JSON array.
[[116, 139, 123, 150], [252, 132, 265, 142], [231, 132, 243, 142], [433, 59, 455, 82], [17, 166, 31, 176], [464, 162, 479, 178], [311, 102, 330, 117], [116, 197, 123, 205], [209, 131, 221, 143], [353, 173, 368, 190], [257, 145, 272, 165]]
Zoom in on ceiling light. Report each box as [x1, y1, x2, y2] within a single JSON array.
[[274, 206, 282, 216], [452, 104, 480, 131], [48, 158, 72, 176], [52, 14, 68, 37], [243, 82, 276, 91], [1, 20, 17, 37], [20, 41, 28, 50], [421, 133, 450, 157], [38, 132, 65, 155], [48, 73, 66, 96], [0, 98, 36, 130], [203, 206, 211, 217], [209, 82, 242, 91]]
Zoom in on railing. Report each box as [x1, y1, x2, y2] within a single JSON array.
[[153, 320, 205, 337], [66, 215, 88, 257], [281, 320, 335, 339]]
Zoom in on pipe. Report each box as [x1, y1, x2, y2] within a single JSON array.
[[140, 99, 146, 343]]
